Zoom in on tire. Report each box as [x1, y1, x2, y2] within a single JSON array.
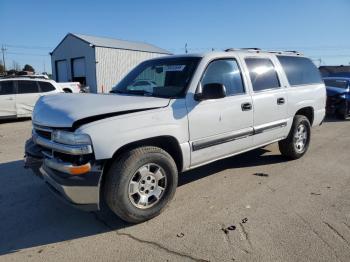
[[278, 115, 311, 160], [104, 146, 178, 223]]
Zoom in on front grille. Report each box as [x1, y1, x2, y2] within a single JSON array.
[[35, 129, 52, 140], [33, 125, 53, 140]]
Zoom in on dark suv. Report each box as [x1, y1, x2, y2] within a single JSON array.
[[323, 77, 350, 119]]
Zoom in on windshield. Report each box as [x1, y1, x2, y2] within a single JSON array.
[[324, 79, 349, 89], [111, 57, 201, 98]]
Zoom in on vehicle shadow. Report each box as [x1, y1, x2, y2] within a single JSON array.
[[179, 147, 287, 186], [0, 117, 31, 124], [0, 147, 286, 256], [323, 115, 350, 123]]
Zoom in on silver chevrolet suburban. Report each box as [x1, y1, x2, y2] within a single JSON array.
[[25, 49, 326, 223]]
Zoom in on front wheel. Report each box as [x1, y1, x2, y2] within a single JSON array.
[[104, 146, 178, 223], [278, 115, 311, 160]]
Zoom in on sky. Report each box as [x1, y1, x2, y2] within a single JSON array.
[[1, 0, 350, 73]]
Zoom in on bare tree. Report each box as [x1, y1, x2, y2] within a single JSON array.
[[12, 61, 21, 71]]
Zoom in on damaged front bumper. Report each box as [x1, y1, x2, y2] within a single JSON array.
[[24, 138, 102, 211], [326, 95, 350, 116]]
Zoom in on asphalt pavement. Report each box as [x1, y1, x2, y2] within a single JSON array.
[[0, 118, 349, 262]]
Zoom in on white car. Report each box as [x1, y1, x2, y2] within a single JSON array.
[[25, 49, 326, 223], [128, 80, 157, 93], [57, 82, 86, 93], [0, 77, 64, 119]]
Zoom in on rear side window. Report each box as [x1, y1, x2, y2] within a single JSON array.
[[17, 80, 40, 94], [0, 81, 15, 95], [201, 59, 245, 95], [277, 56, 322, 86], [38, 81, 56, 92], [245, 58, 280, 92], [324, 79, 348, 89]]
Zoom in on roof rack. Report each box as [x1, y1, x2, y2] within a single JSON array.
[[268, 50, 303, 55], [0, 74, 49, 80], [225, 48, 261, 52], [225, 48, 302, 55]]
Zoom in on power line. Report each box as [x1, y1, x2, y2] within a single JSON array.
[[6, 51, 49, 57], [4, 44, 53, 50]]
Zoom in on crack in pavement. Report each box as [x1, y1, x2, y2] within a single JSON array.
[[294, 212, 341, 262], [116, 231, 209, 262], [220, 224, 241, 259], [323, 221, 350, 247], [343, 222, 350, 231], [238, 222, 253, 250], [92, 212, 209, 262]]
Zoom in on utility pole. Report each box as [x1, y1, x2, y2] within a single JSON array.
[[1, 45, 7, 71], [1, 45, 7, 72]]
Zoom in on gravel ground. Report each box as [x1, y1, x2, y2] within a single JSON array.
[[0, 118, 349, 262]]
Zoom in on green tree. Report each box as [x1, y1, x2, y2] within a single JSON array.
[[23, 64, 35, 72]]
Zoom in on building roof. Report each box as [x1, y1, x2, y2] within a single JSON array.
[[65, 33, 172, 54]]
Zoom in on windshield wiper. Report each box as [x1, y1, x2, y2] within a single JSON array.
[[113, 89, 155, 96], [110, 89, 125, 94]]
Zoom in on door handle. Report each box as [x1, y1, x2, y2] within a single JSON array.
[[241, 102, 252, 111], [277, 97, 285, 105], [6, 97, 14, 101]]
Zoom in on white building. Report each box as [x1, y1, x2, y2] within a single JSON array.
[[50, 33, 171, 93]]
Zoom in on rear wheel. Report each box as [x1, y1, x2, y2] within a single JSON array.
[[63, 88, 72, 93], [104, 146, 178, 223], [279, 115, 311, 159]]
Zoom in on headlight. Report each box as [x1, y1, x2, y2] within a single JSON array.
[[52, 130, 91, 145]]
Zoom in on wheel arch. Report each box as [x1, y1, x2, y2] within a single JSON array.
[[63, 88, 73, 93], [100, 135, 183, 190], [295, 106, 314, 125]]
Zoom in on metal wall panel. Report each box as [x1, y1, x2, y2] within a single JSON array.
[[56, 60, 68, 82], [51, 35, 97, 92], [95, 47, 167, 93]]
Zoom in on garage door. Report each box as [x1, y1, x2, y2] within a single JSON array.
[[72, 58, 86, 78], [56, 60, 68, 82], [72, 57, 86, 86]]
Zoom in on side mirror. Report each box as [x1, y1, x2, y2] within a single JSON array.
[[195, 83, 226, 101]]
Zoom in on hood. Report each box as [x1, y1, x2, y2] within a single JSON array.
[[32, 93, 170, 128], [326, 86, 349, 97]]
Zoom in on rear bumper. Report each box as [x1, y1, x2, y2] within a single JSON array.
[[313, 108, 326, 126], [24, 138, 102, 211]]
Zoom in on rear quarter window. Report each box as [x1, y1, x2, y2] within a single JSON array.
[[277, 56, 322, 86], [38, 81, 56, 92]]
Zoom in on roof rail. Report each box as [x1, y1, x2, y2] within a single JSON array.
[[0, 74, 49, 80], [267, 50, 303, 56], [225, 48, 261, 52], [224, 48, 302, 55]]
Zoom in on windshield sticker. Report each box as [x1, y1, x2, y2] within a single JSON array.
[[165, 65, 186, 71]]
